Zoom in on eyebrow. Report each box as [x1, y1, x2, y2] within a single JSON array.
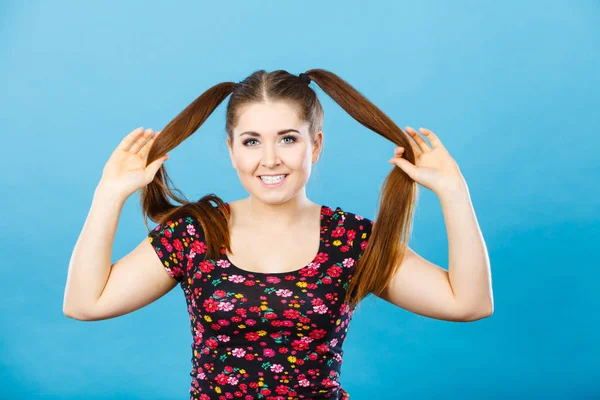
[[239, 129, 300, 137]]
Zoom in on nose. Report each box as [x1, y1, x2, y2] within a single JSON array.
[[260, 144, 281, 168]]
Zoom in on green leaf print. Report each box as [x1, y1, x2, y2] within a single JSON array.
[[261, 361, 272, 370]]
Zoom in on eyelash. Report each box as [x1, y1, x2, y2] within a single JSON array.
[[242, 135, 298, 147]]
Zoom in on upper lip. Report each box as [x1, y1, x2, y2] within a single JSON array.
[[258, 174, 289, 176]]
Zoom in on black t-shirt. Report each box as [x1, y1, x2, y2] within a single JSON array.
[[148, 202, 374, 400]]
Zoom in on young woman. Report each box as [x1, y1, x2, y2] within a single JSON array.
[[63, 69, 493, 400]]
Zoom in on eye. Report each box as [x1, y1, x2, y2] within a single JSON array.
[[242, 135, 298, 147]]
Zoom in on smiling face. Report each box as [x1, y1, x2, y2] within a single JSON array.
[[227, 101, 322, 205]]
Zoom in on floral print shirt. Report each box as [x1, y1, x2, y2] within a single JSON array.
[[147, 203, 374, 400]]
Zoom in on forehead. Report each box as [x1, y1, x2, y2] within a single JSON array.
[[234, 101, 304, 135]]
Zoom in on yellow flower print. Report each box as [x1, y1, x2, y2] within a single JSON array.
[[288, 355, 297, 363], [296, 282, 307, 288], [204, 315, 212, 323], [333, 240, 342, 247]]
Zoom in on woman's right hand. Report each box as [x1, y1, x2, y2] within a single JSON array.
[[98, 127, 169, 198]]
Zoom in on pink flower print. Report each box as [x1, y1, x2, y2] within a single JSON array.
[[217, 259, 230, 268], [218, 301, 234, 312], [228, 274, 246, 283], [231, 348, 246, 358], [263, 348, 276, 358], [322, 377, 341, 389], [270, 363, 284, 373], [217, 335, 230, 343], [214, 290, 227, 298], [265, 276, 281, 284], [342, 257, 355, 268], [313, 304, 329, 314], [186, 222, 196, 236], [227, 375, 239, 385], [298, 378, 311, 387], [275, 289, 293, 297]]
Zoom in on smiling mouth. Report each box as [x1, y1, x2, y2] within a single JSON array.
[[257, 174, 289, 186]]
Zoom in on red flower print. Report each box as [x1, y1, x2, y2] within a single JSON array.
[[191, 239, 207, 254], [199, 260, 215, 273], [244, 332, 260, 341], [309, 329, 327, 340], [326, 265, 342, 278], [346, 228, 356, 241], [203, 298, 220, 312], [314, 252, 329, 263], [331, 226, 346, 238]]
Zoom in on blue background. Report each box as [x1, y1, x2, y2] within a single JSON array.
[[1, 1, 598, 399]]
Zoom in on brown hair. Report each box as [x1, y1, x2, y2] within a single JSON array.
[[141, 69, 418, 311]]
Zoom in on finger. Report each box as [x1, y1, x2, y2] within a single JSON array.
[[388, 156, 418, 179], [137, 130, 161, 159], [145, 153, 170, 180], [394, 146, 405, 157], [419, 128, 445, 150], [127, 128, 154, 153], [403, 127, 423, 156], [406, 126, 432, 153], [118, 127, 147, 151]]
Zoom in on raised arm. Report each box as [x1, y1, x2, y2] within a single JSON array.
[[62, 127, 172, 321]]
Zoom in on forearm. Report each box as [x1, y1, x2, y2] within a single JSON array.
[[438, 182, 494, 316], [63, 183, 127, 316]]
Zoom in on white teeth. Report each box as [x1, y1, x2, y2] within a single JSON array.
[[260, 174, 286, 183]]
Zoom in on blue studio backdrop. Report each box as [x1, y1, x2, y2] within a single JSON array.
[[1, 1, 598, 399]]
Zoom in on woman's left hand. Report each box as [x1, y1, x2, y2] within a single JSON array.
[[388, 126, 465, 195]]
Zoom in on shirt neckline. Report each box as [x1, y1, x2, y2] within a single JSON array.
[[221, 203, 331, 276]]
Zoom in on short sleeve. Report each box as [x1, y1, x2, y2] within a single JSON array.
[[352, 214, 374, 263], [147, 215, 197, 283]]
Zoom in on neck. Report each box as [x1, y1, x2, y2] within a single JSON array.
[[241, 194, 316, 228]]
